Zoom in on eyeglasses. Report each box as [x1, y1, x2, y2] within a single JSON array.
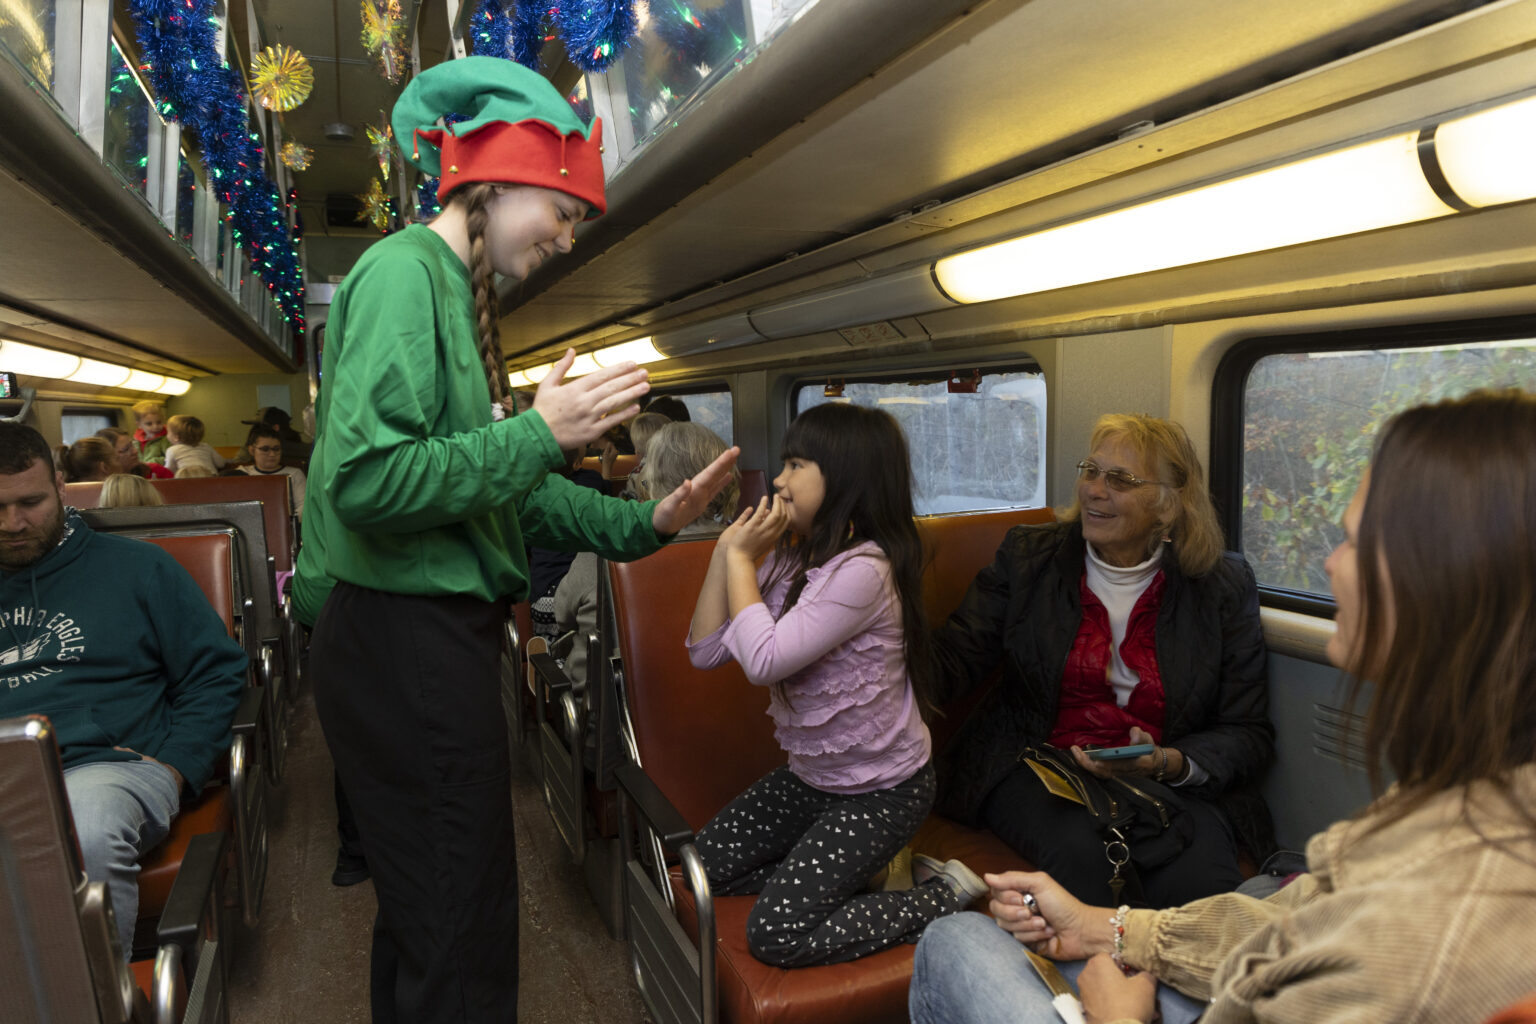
[[252, 445, 283, 454], [1076, 460, 1168, 492]]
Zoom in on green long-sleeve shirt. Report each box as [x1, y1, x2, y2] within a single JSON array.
[[293, 224, 663, 625]]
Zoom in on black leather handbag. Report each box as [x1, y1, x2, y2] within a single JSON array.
[[1019, 744, 1196, 905]]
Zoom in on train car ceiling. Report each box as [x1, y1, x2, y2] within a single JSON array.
[[502, 0, 1536, 379]]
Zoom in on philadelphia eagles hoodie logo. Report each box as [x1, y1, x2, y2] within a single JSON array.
[[0, 608, 89, 688]]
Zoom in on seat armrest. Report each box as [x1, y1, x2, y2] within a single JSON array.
[[233, 685, 263, 735], [156, 831, 226, 951], [615, 760, 694, 849], [529, 651, 570, 696]]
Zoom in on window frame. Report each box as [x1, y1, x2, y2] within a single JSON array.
[[1210, 312, 1536, 617]]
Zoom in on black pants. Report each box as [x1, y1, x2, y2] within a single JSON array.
[[312, 582, 516, 1024], [981, 763, 1244, 908], [696, 762, 957, 968]]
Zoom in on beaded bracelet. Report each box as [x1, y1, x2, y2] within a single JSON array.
[[1111, 904, 1130, 973]]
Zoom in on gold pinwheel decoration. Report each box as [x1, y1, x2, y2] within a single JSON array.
[[250, 44, 314, 112], [366, 122, 394, 180], [361, 0, 408, 83], [280, 140, 314, 171], [357, 178, 393, 233]]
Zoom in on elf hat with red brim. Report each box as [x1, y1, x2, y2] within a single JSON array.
[[393, 55, 605, 216]]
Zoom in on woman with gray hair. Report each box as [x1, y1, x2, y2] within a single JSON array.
[[931, 413, 1273, 910], [555, 421, 740, 694]]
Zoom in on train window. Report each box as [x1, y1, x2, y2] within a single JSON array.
[[0, 0, 55, 92], [1223, 324, 1536, 605], [651, 386, 733, 446], [104, 37, 151, 198], [620, 0, 752, 145], [60, 410, 115, 445], [793, 369, 1047, 515]]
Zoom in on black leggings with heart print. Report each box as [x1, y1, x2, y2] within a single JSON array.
[[695, 761, 963, 968]]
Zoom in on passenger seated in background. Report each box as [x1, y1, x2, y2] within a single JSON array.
[[240, 406, 311, 465], [686, 403, 983, 969], [642, 394, 691, 422], [0, 423, 246, 958], [96, 427, 172, 479], [616, 411, 669, 498], [931, 414, 1272, 909], [911, 389, 1536, 1024], [131, 400, 169, 465], [527, 449, 607, 642], [61, 436, 116, 483], [555, 421, 739, 692], [163, 414, 226, 476], [99, 472, 164, 508], [238, 424, 306, 518]]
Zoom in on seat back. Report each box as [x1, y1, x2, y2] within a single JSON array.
[[64, 480, 105, 508], [149, 476, 296, 573], [608, 541, 784, 833], [0, 715, 146, 1023], [141, 534, 236, 637], [737, 469, 769, 512], [81, 502, 278, 643], [916, 507, 1056, 626]]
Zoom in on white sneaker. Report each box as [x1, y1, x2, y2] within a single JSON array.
[[911, 854, 988, 907]]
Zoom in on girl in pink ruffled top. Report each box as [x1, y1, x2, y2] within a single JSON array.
[[687, 402, 986, 968]]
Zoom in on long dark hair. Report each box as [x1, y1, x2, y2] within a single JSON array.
[[1350, 389, 1536, 837], [767, 403, 936, 715]]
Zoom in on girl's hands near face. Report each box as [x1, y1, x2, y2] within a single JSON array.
[[532, 349, 650, 450], [651, 447, 740, 536], [724, 496, 790, 561], [1078, 954, 1157, 1024]]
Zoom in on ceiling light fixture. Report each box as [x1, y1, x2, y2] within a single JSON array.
[[0, 339, 192, 395]]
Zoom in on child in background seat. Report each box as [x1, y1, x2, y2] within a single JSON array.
[[687, 402, 984, 969], [132, 400, 170, 465], [163, 415, 226, 477]]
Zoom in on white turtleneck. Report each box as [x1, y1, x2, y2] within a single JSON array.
[[1084, 543, 1161, 707], [1083, 542, 1207, 787]]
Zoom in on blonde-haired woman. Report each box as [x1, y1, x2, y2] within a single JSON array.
[[99, 473, 164, 508], [931, 413, 1272, 909]]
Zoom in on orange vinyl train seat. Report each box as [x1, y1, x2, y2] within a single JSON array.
[[132, 532, 266, 939], [611, 506, 1054, 1024]]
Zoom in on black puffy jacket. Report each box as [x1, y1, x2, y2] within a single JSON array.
[[933, 521, 1274, 852]]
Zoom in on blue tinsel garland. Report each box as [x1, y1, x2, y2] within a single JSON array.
[[470, 0, 516, 61], [512, 1, 549, 70], [127, 0, 305, 336], [554, 0, 639, 73]]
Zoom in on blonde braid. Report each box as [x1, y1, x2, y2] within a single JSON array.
[[460, 184, 509, 407]]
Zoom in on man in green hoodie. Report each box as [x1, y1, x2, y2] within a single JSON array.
[[0, 423, 247, 957]]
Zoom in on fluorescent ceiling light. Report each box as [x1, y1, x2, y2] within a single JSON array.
[[567, 354, 600, 377], [68, 358, 133, 388], [121, 370, 166, 392], [506, 370, 533, 388], [935, 132, 1452, 304], [0, 340, 82, 378], [523, 363, 554, 384], [593, 337, 663, 366], [155, 377, 192, 396], [1434, 93, 1536, 208]]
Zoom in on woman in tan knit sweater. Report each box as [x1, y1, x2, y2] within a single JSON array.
[[910, 389, 1536, 1024]]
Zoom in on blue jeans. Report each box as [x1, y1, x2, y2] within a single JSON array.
[[910, 912, 1207, 1023], [64, 759, 182, 957]]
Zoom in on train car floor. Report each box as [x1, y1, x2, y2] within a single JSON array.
[[228, 690, 651, 1022]]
